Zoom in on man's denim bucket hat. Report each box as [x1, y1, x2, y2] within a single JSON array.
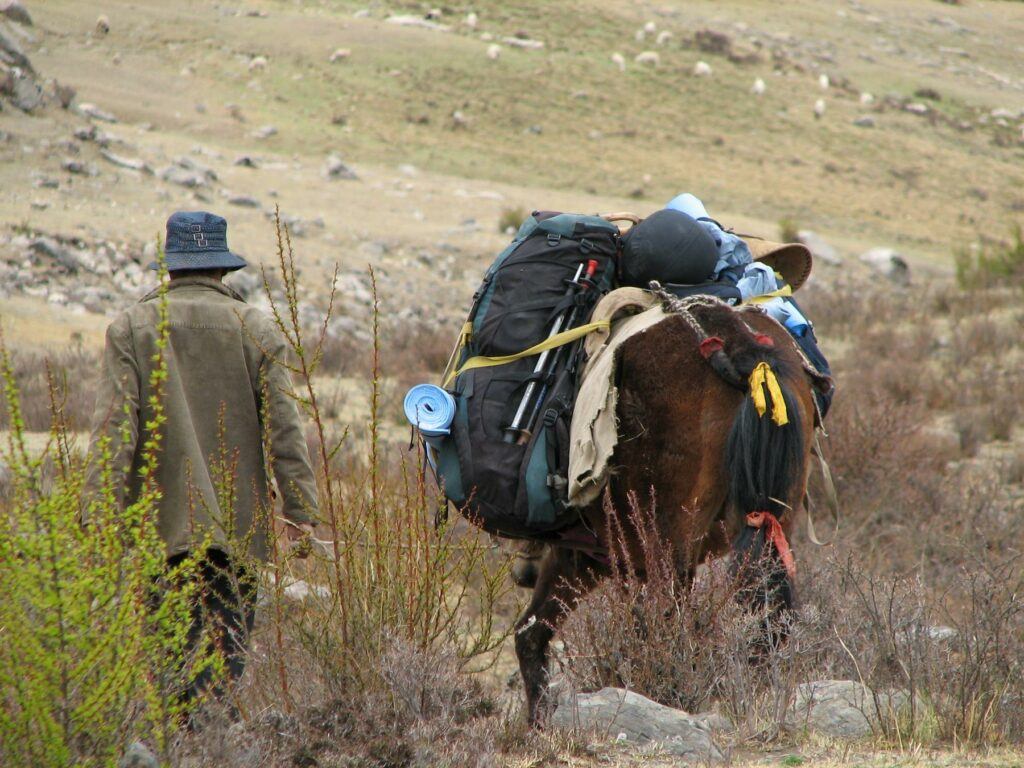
[[153, 211, 248, 272]]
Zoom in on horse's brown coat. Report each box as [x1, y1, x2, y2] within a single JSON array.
[[514, 302, 819, 725]]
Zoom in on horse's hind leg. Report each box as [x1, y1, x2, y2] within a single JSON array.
[[515, 547, 599, 727]]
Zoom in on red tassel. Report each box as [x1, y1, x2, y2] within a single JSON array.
[[745, 511, 796, 580], [699, 336, 725, 359]]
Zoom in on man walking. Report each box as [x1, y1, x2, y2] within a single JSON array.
[[87, 211, 319, 708]]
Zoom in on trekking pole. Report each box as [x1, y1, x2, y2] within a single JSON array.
[[504, 262, 588, 444], [516, 260, 599, 444]]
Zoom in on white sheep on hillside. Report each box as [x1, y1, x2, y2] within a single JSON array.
[[693, 60, 712, 77], [611, 52, 626, 72]]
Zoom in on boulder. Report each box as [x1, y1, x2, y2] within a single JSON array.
[[0, 1, 32, 26], [227, 193, 260, 208], [502, 36, 544, 50], [853, 115, 876, 128], [552, 687, 723, 762], [859, 247, 910, 285], [118, 742, 157, 768], [797, 230, 842, 266], [100, 149, 153, 174], [158, 165, 207, 188], [322, 153, 358, 180], [385, 14, 450, 32], [0, 22, 33, 71], [9, 70, 41, 111], [251, 124, 277, 139], [77, 102, 118, 122], [790, 680, 911, 740]]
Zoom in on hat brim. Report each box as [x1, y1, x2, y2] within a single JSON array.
[[740, 238, 813, 292], [149, 250, 248, 272]]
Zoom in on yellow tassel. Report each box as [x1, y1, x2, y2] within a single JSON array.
[[749, 362, 789, 426]]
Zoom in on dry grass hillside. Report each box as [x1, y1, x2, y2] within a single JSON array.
[[2, 1, 1024, 766]]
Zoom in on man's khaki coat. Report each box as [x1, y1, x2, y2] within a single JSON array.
[[87, 276, 318, 561]]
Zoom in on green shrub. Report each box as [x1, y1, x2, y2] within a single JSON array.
[[0, 278, 217, 766], [955, 224, 1024, 289], [498, 206, 528, 235]]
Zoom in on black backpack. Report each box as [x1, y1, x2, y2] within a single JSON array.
[[429, 212, 620, 538]]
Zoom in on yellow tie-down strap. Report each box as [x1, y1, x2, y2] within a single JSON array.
[[744, 283, 793, 304], [443, 320, 611, 388]]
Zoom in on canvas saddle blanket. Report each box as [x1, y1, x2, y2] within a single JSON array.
[[568, 287, 668, 508]]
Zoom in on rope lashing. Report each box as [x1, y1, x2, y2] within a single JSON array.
[[745, 511, 796, 580], [749, 361, 789, 426]]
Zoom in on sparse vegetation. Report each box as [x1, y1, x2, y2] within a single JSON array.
[[955, 225, 1024, 289]]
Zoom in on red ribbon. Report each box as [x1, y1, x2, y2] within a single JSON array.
[[699, 336, 725, 359], [745, 511, 796, 581]]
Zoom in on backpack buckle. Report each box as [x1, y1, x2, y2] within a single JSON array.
[[547, 233, 561, 247], [542, 408, 558, 428], [579, 237, 593, 254]]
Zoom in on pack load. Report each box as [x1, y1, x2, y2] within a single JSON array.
[[405, 196, 832, 540], [410, 212, 620, 538]]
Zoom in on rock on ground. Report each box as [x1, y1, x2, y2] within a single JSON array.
[[323, 153, 358, 180], [0, 1, 32, 27], [859, 247, 910, 285], [789, 679, 911, 739], [797, 230, 842, 266], [118, 742, 158, 768], [552, 687, 724, 762]]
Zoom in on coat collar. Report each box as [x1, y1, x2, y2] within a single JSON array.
[[139, 275, 247, 304]]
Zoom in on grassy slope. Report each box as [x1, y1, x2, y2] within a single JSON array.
[[12, 0, 1024, 266]]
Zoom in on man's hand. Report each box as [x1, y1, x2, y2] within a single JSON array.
[[284, 520, 316, 559]]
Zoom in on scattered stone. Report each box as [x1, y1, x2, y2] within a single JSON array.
[[693, 60, 712, 77], [61, 159, 96, 176], [859, 247, 910, 285], [694, 28, 731, 55], [328, 47, 350, 63], [904, 102, 929, 115], [450, 109, 468, 129], [100, 149, 153, 174], [860, 92, 875, 106], [95, 14, 110, 36], [634, 51, 659, 67], [611, 52, 626, 72], [656, 30, 673, 46], [158, 165, 207, 188], [77, 102, 118, 122], [0, 23, 34, 72], [853, 115, 876, 128], [0, 1, 32, 26], [552, 688, 723, 761], [53, 81, 75, 109], [118, 742, 158, 768], [227, 193, 261, 208], [486, 43, 500, 60], [234, 154, 258, 168], [322, 153, 358, 180], [385, 14, 450, 32], [502, 36, 544, 50], [252, 124, 277, 139], [914, 87, 941, 101], [10, 72, 42, 111], [248, 55, 268, 72], [797, 230, 842, 266], [226, 102, 245, 122], [790, 680, 911, 740], [30, 237, 84, 274], [30, 199, 47, 210]]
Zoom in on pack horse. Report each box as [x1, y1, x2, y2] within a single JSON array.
[[405, 205, 832, 726]]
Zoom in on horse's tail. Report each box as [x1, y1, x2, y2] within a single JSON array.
[[723, 353, 803, 610]]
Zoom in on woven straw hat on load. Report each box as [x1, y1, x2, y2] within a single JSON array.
[[740, 236, 813, 292]]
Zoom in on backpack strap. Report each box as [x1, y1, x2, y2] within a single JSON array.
[[442, 320, 610, 387]]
